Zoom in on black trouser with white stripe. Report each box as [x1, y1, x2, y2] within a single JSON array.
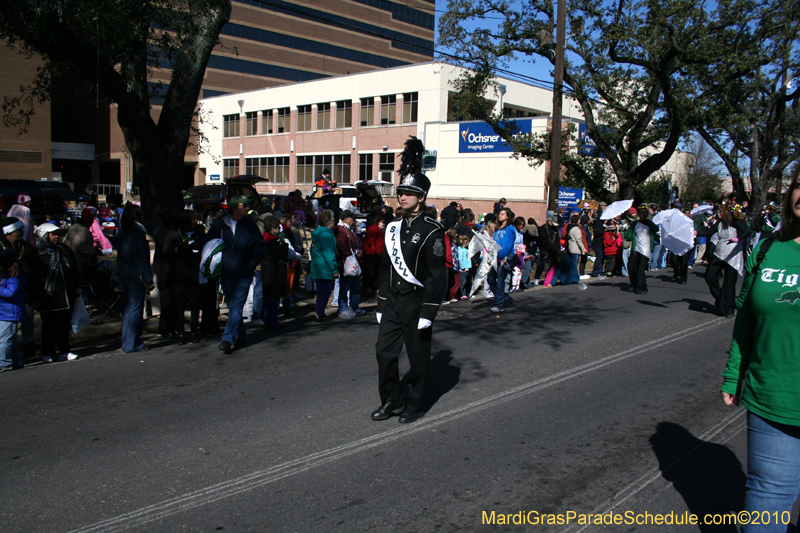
[[375, 289, 433, 414]]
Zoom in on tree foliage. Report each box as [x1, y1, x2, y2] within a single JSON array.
[[0, 0, 231, 228], [689, 0, 799, 213], [438, 0, 711, 204], [678, 136, 725, 205]]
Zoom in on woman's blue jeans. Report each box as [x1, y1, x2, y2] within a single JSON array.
[[743, 411, 800, 532], [120, 277, 146, 353]]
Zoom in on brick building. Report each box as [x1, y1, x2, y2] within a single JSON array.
[[197, 62, 586, 221]]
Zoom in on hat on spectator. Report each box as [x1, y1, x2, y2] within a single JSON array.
[[0, 250, 16, 270], [2, 216, 24, 235], [627, 207, 638, 215], [17, 194, 32, 204], [37, 223, 67, 237], [228, 195, 252, 207]]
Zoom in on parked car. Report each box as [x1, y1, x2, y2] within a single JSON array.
[[0, 179, 68, 223], [183, 175, 267, 227], [37, 181, 87, 216]]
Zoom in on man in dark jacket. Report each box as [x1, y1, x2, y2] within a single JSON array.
[[590, 213, 606, 277], [206, 196, 267, 353], [440, 202, 459, 229]]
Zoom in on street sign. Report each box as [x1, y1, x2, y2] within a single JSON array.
[[558, 187, 583, 210], [210, 174, 221, 181], [422, 150, 437, 171]]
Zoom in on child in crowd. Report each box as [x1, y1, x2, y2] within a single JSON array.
[[445, 228, 460, 304], [603, 222, 623, 276], [457, 234, 471, 299], [0, 250, 26, 371], [510, 243, 527, 292]]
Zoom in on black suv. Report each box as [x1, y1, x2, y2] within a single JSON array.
[[183, 175, 266, 227], [0, 179, 69, 223]]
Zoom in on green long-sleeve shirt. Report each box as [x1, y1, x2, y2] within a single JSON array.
[[722, 237, 800, 426]]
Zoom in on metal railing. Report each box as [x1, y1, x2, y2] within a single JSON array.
[[90, 183, 140, 197]]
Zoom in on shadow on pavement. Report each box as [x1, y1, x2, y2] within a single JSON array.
[[650, 422, 745, 532], [636, 300, 669, 308], [424, 350, 460, 412]]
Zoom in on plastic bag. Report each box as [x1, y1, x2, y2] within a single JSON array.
[[71, 295, 90, 334], [339, 306, 355, 320], [343, 253, 362, 277]]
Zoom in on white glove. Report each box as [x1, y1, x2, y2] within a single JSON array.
[[376, 312, 382, 324], [417, 318, 432, 329]]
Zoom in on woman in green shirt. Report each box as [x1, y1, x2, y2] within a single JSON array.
[[721, 168, 800, 531]]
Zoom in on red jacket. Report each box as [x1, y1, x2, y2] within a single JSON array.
[[603, 231, 622, 256], [364, 223, 385, 256]]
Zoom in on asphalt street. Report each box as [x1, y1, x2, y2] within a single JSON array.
[[1, 265, 797, 532]]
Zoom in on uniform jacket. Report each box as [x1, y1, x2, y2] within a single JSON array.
[[206, 214, 267, 279], [377, 213, 447, 322]]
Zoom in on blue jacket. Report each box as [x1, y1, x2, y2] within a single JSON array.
[[206, 215, 267, 279], [554, 254, 580, 285], [0, 274, 26, 322], [494, 225, 517, 261], [457, 246, 471, 271], [114, 222, 154, 286]]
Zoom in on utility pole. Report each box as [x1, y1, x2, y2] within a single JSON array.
[[547, 0, 567, 215]]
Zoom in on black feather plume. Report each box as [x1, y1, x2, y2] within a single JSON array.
[[399, 136, 425, 177]]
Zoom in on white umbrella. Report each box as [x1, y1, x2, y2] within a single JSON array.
[[653, 208, 695, 256], [600, 199, 634, 220], [690, 204, 713, 216]]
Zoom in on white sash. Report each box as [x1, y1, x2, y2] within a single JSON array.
[[385, 220, 423, 287]]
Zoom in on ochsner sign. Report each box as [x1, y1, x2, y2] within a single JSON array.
[[458, 119, 532, 153]]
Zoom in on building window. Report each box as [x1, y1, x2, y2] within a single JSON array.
[[402, 92, 418, 123], [336, 100, 352, 129], [296, 155, 315, 184], [262, 110, 273, 134], [276, 107, 290, 133], [223, 158, 239, 179], [379, 153, 394, 182], [271, 156, 289, 183], [245, 112, 258, 136], [359, 154, 373, 181], [360, 97, 374, 127], [332, 154, 351, 184], [245, 156, 289, 183], [297, 105, 312, 132], [380, 95, 396, 125], [317, 102, 331, 130], [223, 114, 240, 138], [296, 154, 348, 184]]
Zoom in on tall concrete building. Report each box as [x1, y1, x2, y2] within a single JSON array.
[[1, 0, 435, 191]]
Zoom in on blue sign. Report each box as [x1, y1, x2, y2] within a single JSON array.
[[458, 119, 532, 153], [209, 174, 221, 181], [577, 123, 614, 158], [558, 187, 584, 210]]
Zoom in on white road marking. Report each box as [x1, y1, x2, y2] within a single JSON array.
[[564, 406, 747, 532], [70, 318, 728, 532]]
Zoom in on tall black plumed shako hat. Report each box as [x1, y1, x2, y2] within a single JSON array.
[[396, 136, 431, 197]]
